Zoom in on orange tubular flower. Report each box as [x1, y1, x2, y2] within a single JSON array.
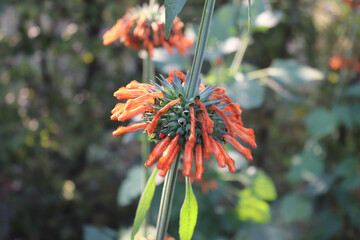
[[113, 122, 147, 137], [222, 134, 253, 161], [182, 141, 194, 177], [145, 136, 172, 167], [157, 134, 180, 169], [344, 0, 360, 9], [328, 55, 360, 73], [195, 99, 214, 133], [110, 71, 256, 179], [146, 98, 182, 135], [189, 106, 196, 146], [197, 113, 212, 159], [195, 144, 205, 181], [103, 4, 193, 57]]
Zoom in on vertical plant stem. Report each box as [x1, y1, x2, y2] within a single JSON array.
[[186, 0, 216, 98], [155, 155, 181, 240], [141, 52, 154, 238], [333, 10, 358, 105], [230, 36, 249, 73]]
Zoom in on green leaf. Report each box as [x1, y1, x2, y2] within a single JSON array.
[[164, 0, 187, 39], [131, 168, 158, 240], [252, 170, 277, 201], [152, 48, 189, 73], [236, 188, 271, 223], [268, 59, 324, 85], [287, 142, 325, 183], [333, 104, 353, 129], [84, 225, 118, 240], [344, 82, 360, 97], [279, 193, 313, 223], [117, 166, 142, 207], [179, 177, 198, 240], [209, 4, 236, 42], [306, 108, 338, 138], [225, 73, 265, 109]]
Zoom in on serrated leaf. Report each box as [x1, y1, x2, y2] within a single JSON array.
[[252, 170, 277, 201], [131, 168, 158, 240], [179, 177, 198, 240], [164, 0, 187, 39]]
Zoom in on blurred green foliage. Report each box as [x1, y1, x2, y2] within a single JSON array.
[[1, 0, 360, 240]]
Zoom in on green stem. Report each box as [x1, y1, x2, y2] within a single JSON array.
[[141, 52, 154, 238], [333, 10, 358, 105], [186, 0, 216, 98], [155, 155, 181, 240], [230, 36, 249, 73]]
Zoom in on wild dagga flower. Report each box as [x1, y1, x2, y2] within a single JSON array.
[[111, 70, 256, 181], [329, 56, 360, 72], [103, 4, 193, 57], [344, 0, 360, 9]]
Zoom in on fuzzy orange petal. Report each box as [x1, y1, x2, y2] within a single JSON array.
[[145, 136, 172, 167], [222, 134, 253, 161], [195, 143, 205, 181], [112, 122, 147, 137], [196, 99, 214, 133], [209, 136, 226, 168], [146, 98, 182, 135]]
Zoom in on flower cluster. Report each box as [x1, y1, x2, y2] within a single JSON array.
[[110, 70, 256, 181], [103, 4, 193, 57], [344, 0, 360, 9], [328, 56, 360, 72]]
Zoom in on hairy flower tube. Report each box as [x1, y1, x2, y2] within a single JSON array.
[[111, 71, 257, 181], [103, 4, 193, 57]]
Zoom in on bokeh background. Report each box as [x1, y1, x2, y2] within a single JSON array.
[[1, 0, 360, 239]]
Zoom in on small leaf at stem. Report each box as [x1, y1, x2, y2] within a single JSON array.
[[131, 168, 158, 240], [164, 0, 187, 39], [179, 177, 198, 240]]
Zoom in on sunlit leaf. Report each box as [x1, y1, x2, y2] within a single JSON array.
[[236, 188, 271, 223], [279, 193, 313, 223], [255, 10, 283, 28], [131, 168, 158, 240], [252, 170, 277, 201], [268, 59, 324, 85], [179, 177, 198, 240], [164, 0, 187, 38]]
